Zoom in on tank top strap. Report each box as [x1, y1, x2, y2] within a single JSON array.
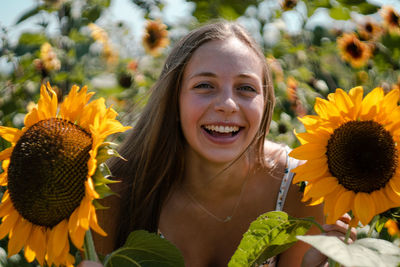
[[275, 146, 299, 211]]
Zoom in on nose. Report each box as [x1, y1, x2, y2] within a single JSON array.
[[214, 88, 239, 114]]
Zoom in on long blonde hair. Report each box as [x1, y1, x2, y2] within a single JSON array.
[[108, 20, 275, 248]]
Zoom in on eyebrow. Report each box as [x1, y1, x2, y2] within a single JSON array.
[[189, 72, 259, 80]]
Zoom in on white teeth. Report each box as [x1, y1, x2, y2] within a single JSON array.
[[204, 125, 240, 133]]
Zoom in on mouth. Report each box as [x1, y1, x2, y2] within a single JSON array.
[[202, 124, 242, 137]]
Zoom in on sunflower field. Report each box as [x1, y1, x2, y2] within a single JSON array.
[[1, 0, 400, 266]]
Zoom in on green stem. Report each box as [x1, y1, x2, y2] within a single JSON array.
[[83, 229, 99, 262], [367, 215, 378, 238], [300, 217, 325, 233]]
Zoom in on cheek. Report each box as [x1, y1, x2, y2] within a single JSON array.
[[247, 97, 265, 126]]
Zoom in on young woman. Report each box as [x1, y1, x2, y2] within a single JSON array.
[[81, 21, 356, 267]]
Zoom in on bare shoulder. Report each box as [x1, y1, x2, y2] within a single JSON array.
[[262, 140, 287, 174]]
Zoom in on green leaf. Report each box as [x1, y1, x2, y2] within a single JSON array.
[[329, 5, 351, 20], [104, 230, 185, 267], [356, 2, 379, 15], [375, 217, 387, 233], [336, 0, 365, 5], [297, 236, 400, 267], [228, 211, 314, 267]]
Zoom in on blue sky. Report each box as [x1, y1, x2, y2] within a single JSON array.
[[0, 0, 193, 44], [0, 0, 399, 46]]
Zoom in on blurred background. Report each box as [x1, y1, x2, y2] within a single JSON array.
[[1, 0, 400, 265], [1, 0, 400, 149]]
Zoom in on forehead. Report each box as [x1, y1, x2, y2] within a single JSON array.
[[184, 37, 264, 78]]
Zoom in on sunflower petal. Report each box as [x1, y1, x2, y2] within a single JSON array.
[[48, 220, 68, 258], [304, 177, 339, 199], [0, 211, 19, 240], [0, 147, 13, 161], [289, 143, 327, 160], [28, 226, 46, 266], [354, 193, 375, 225], [24, 107, 40, 128], [333, 189, 355, 221], [333, 89, 354, 117], [0, 127, 22, 144], [348, 86, 363, 117], [359, 87, 384, 120], [37, 83, 58, 120], [314, 98, 340, 119], [8, 218, 32, 256], [69, 226, 86, 249], [89, 204, 107, 236]]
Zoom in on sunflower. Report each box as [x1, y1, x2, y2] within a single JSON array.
[[385, 219, 400, 237], [142, 19, 169, 56], [357, 19, 383, 41], [337, 33, 371, 68], [289, 86, 400, 226], [40, 42, 61, 72], [281, 0, 298, 11], [380, 6, 400, 35], [0, 83, 130, 266], [88, 23, 118, 64]]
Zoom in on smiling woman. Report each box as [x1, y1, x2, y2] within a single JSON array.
[[77, 21, 356, 267]]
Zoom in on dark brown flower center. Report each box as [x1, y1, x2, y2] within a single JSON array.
[[389, 12, 399, 25], [346, 42, 362, 59], [8, 118, 92, 228], [326, 120, 397, 193]]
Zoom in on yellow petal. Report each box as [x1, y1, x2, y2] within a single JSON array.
[[291, 159, 329, 183], [0, 211, 19, 240], [0, 171, 8, 186], [0, 198, 14, 217], [304, 177, 339, 199], [333, 189, 355, 221], [289, 143, 327, 160], [294, 130, 330, 146], [333, 89, 354, 117], [348, 86, 363, 117], [314, 98, 340, 119], [48, 220, 68, 258], [24, 244, 36, 263], [68, 208, 80, 234], [359, 87, 384, 120], [69, 226, 86, 249], [24, 107, 40, 128], [85, 179, 100, 199], [8, 218, 32, 256], [0, 147, 13, 161], [37, 83, 58, 120], [354, 192, 376, 225], [89, 204, 107, 236], [0, 126, 22, 144], [381, 88, 400, 114], [77, 196, 91, 230], [28, 226, 46, 266]]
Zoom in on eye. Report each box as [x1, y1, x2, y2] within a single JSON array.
[[237, 85, 257, 93], [194, 83, 214, 89]]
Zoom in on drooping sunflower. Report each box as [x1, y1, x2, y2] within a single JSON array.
[[142, 19, 170, 56], [337, 33, 371, 68], [289, 86, 400, 226], [380, 5, 400, 35], [0, 83, 131, 266]]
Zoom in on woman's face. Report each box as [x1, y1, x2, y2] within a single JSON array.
[[179, 37, 265, 164]]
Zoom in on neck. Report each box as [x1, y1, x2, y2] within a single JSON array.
[[182, 151, 252, 200]]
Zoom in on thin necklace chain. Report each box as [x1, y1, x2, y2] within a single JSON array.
[[185, 168, 251, 223]]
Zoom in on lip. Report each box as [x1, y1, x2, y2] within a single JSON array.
[[201, 122, 244, 145]]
